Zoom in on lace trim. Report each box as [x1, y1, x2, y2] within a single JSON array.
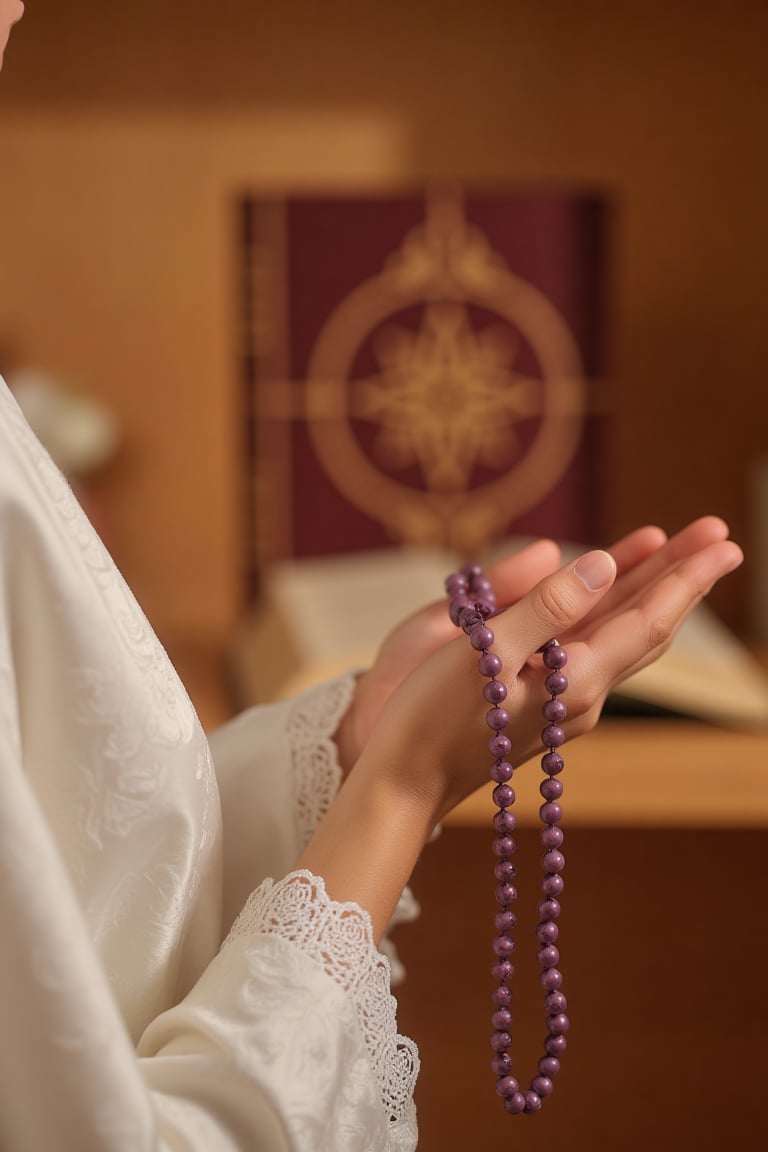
[[283, 671, 419, 987], [227, 870, 420, 1128], [284, 673, 357, 849], [378, 885, 420, 986]]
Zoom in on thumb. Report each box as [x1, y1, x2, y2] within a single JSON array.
[[510, 549, 617, 656]]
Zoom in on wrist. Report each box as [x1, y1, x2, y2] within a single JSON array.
[[296, 760, 438, 943], [332, 670, 368, 779]]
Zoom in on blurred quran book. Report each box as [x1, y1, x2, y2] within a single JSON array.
[[606, 605, 768, 726], [232, 544, 768, 730], [240, 187, 609, 590]]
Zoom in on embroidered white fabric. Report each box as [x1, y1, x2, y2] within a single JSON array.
[[285, 674, 354, 850], [1, 374, 423, 1149], [228, 870, 420, 1144], [283, 671, 421, 986]]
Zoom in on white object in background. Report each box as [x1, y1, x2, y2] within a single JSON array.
[[9, 369, 118, 476]]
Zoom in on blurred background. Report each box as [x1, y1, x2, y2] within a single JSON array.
[[1, 0, 766, 654], [1, 2, 767, 1149]]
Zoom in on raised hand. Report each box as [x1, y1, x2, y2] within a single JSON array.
[[336, 538, 564, 774], [307, 518, 741, 941], [352, 518, 742, 822], [339, 520, 710, 774]]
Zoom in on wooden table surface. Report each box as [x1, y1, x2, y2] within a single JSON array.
[[446, 717, 768, 828], [167, 636, 768, 829]]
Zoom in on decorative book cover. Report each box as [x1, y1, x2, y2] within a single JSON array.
[[240, 187, 610, 591]]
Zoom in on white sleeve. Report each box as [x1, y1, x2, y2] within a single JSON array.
[[139, 871, 419, 1152], [209, 677, 421, 972], [0, 763, 418, 1151], [208, 674, 356, 933], [0, 377, 420, 1151]]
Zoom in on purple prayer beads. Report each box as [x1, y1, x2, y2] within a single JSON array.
[[446, 563, 570, 1116]]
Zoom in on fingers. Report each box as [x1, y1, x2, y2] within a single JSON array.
[[570, 517, 734, 641], [496, 549, 618, 664], [583, 536, 744, 691], [485, 539, 562, 607], [404, 539, 561, 634], [633, 516, 730, 581], [368, 539, 565, 690], [608, 525, 668, 574], [606, 517, 730, 610]]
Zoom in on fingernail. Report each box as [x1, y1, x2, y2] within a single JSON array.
[[573, 550, 616, 591]]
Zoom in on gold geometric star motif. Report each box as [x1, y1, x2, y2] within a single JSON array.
[[352, 301, 544, 492]]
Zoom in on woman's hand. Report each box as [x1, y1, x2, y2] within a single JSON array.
[[336, 522, 675, 774], [305, 516, 741, 941], [352, 516, 743, 822], [334, 537, 564, 774]]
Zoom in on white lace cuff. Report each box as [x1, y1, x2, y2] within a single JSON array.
[[282, 672, 420, 986], [284, 672, 356, 849], [227, 870, 420, 1132]]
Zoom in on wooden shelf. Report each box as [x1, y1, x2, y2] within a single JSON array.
[[446, 718, 768, 828], [165, 635, 768, 828]]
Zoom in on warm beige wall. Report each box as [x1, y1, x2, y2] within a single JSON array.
[[0, 0, 765, 640], [0, 109, 407, 641]]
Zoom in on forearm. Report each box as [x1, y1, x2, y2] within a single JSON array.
[[295, 761, 437, 944]]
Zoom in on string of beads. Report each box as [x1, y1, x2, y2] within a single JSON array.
[[445, 563, 570, 1115]]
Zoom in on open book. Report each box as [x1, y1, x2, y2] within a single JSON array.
[[233, 543, 768, 729]]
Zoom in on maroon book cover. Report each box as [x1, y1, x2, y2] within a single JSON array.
[[240, 188, 609, 585]]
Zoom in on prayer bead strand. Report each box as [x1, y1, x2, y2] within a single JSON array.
[[446, 564, 570, 1115]]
